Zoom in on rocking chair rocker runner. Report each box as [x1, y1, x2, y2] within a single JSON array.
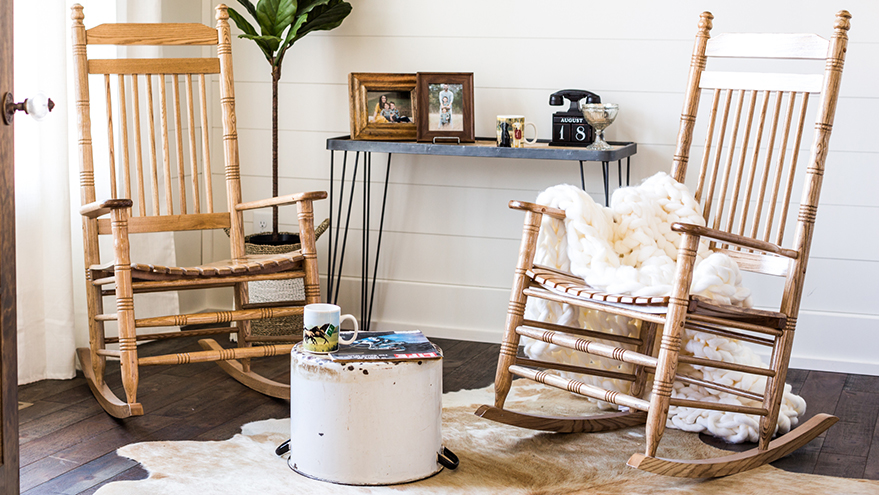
[[71, 4, 325, 418], [477, 11, 851, 478]]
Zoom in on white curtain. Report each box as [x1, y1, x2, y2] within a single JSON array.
[[14, 0, 175, 385], [14, 0, 76, 383]]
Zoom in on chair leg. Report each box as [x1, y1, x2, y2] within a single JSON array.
[[77, 348, 144, 418], [758, 317, 796, 450], [234, 282, 252, 373], [117, 307, 139, 406], [296, 198, 321, 306], [111, 207, 140, 406], [630, 322, 658, 398], [645, 320, 682, 456], [495, 211, 543, 409], [644, 234, 699, 457], [85, 276, 107, 390], [494, 303, 524, 408], [77, 207, 143, 418]]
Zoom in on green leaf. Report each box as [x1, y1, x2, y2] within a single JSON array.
[[256, 0, 297, 37], [230, 8, 273, 60], [295, 0, 331, 17], [280, 14, 308, 51], [234, 0, 258, 20], [289, 0, 351, 45], [228, 7, 258, 37], [240, 33, 283, 54]]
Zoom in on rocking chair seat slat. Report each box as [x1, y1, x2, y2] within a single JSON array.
[[528, 267, 670, 305], [89, 251, 305, 282], [130, 252, 305, 281], [527, 268, 787, 330]]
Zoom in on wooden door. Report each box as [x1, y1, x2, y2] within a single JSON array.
[[0, 0, 18, 492]]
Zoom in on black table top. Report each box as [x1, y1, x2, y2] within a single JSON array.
[[326, 136, 637, 162]]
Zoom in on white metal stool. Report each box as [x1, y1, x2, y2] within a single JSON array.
[[286, 343, 455, 485]]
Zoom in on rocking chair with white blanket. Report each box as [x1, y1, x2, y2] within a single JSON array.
[[476, 11, 851, 478]]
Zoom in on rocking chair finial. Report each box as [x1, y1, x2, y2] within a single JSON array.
[[698, 11, 713, 33], [835, 10, 852, 32]]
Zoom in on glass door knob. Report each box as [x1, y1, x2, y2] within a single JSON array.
[[3, 92, 55, 125]]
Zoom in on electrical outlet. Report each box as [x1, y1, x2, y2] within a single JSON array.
[[253, 210, 271, 234]]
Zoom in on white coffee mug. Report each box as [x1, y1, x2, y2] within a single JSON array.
[[302, 303, 359, 353], [496, 115, 538, 148]]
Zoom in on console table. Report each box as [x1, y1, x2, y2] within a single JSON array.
[[324, 136, 637, 329]]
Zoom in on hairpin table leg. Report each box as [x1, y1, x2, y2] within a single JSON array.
[[627, 156, 631, 186], [602, 161, 610, 206], [579, 160, 586, 191], [332, 151, 359, 305], [366, 153, 393, 331]]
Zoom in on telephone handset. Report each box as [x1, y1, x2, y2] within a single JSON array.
[[548, 89, 601, 147]]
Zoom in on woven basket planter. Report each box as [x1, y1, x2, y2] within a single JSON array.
[[243, 218, 329, 340]]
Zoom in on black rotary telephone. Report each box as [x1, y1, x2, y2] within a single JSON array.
[[548, 89, 601, 146]]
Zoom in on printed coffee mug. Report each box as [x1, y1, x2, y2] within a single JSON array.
[[496, 115, 538, 148], [302, 303, 359, 354]]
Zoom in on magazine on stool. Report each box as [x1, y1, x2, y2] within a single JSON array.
[[328, 330, 442, 362]]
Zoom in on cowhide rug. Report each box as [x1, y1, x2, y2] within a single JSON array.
[[97, 382, 879, 494]]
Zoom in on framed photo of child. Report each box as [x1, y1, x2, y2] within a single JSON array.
[[415, 72, 474, 143], [349, 73, 418, 140]]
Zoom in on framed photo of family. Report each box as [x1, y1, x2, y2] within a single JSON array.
[[415, 72, 475, 143], [349, 73, 418, 140]]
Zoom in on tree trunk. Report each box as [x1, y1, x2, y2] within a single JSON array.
[[272, 65, 280, 242]]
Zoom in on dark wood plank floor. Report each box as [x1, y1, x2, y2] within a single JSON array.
[[17, 335, 879, 493]]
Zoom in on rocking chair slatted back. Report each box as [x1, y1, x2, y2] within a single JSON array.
[[77, 25, 223, 232], [72, 2, 268, 269], [671, 16, 843, 264], [693, 88, 811, 249], [89, 71, 219, 220]]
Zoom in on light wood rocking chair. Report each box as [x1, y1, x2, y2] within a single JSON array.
[[477, 11, 851, 477], [71, 4, 325, 418]]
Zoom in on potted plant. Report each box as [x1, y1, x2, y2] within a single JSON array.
[[228, 0, 351, 336], [229, 0, 351, 244]]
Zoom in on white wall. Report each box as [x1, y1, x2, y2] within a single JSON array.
[[186, 1, 878, 374]]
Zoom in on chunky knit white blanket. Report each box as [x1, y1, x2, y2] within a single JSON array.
[[523, 172, 805, 443]]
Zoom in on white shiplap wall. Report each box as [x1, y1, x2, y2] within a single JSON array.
[[185, 0, 879, 374]]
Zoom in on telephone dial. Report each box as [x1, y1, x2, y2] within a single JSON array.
[[548, 89, 601, 146]]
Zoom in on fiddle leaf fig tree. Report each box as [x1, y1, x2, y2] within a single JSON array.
[[228, 0, 352, 242]]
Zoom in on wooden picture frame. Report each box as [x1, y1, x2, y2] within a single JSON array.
[[349, 73, 417, 141], [416, 72, 475, 143]]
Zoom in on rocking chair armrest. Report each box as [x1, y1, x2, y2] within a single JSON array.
[[671, 223, 799, 259], [509, 200, 566, 220], [235, 191, 328, 212], [80, 199, 134, 219]]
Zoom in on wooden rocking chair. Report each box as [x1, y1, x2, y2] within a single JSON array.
[[477, 11, 851, 477], [71, 4, 325, 418]]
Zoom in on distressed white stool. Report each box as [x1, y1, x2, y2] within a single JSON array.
[[288, 343, 451, 485]]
